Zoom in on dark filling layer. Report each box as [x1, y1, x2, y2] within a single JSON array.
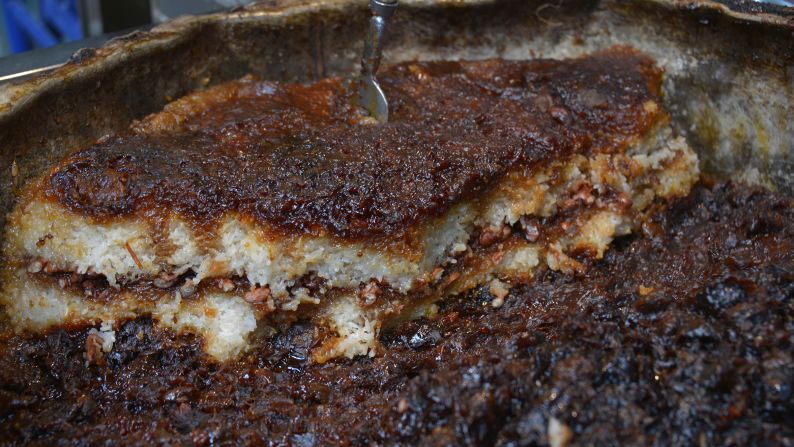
[[1, 182, 792, 445], [45, 47, 661, 239]]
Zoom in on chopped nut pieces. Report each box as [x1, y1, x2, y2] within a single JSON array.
[[218, 278, 235, 292], [489, 278, 510, 308], [154, 273, 179, 289], [358, 282, 382, 307], [244, 286, 271, 304], [479, 224, 513, 248], [431, 267, 445, 283], [84, 333, 105, 366], [520, 217, 541, 242]]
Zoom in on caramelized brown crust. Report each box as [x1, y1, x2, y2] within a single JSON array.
[[45, 47, 662, 240]]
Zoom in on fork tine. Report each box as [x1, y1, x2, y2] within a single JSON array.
[[355, 0, 398, 123]]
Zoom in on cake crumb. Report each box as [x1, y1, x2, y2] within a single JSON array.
[[489, 279, 510, 308]]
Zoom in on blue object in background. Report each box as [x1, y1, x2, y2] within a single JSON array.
[[41, 0, 81, 41], [2, 0, 80, 53]]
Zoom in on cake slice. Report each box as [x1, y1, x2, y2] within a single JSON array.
[[1, 47, 699, 361]]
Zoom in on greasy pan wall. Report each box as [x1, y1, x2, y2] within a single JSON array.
[[0, 0, 791, 243]]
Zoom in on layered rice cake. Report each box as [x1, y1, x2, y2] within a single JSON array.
[[1, 47, 699, 361]]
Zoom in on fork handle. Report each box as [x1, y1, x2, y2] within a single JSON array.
[[361, 0, 398, 79]]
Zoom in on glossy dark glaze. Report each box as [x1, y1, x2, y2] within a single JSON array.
[[45, 48, 661, 239], [1, 182, 792, 444]]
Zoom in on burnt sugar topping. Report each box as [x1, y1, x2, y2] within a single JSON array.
[[47, 47, 662, 239]]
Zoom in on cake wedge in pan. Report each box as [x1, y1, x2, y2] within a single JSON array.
[[2, 47, 699, 361]]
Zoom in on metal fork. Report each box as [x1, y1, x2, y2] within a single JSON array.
[[355, 0, 398, 123]]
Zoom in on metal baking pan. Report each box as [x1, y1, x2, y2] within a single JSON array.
[[0, 0, 792, 239]]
